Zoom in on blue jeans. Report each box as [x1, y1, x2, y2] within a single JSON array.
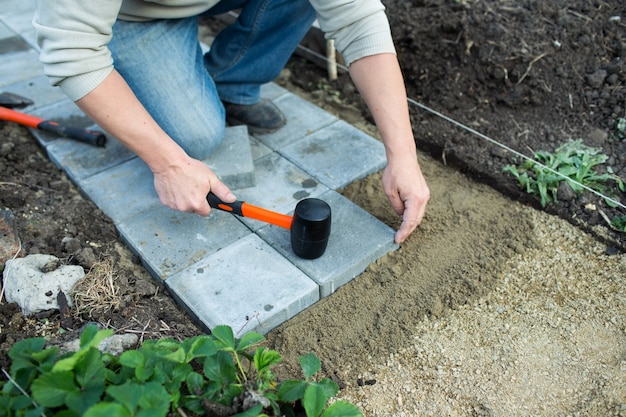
[[109, 0, 316, 159]]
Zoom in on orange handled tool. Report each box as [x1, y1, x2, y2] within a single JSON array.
[[207, 192, 292, 229], [0, 106, 106, 147]]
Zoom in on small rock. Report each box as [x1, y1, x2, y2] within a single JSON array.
[[61, 333, 139, 356], [3, 254, 85, 316], [62, 237, 82, 253], [74, 247, 98, 269], [587, 69, 607, 89], [586, 127, 608, 146], [557, 181, 577, 201]]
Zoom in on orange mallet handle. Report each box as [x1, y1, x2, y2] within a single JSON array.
[[0, 106, 106, 147], [207, 192, 292, 229]]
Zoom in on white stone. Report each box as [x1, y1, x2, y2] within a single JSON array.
[[2, 254, 84, 316]]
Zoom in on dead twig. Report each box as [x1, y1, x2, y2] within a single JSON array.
[[517, 52, 548, 85]]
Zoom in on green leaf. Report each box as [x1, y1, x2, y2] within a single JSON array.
[[31, 370, 77, 407], [232, 404, 264, 417], [203, 351, 237, 385], [212, 325, 236, 351], [314, 378, 339, 399], [185, 371, 205, 393], [236, 332, 264, 352], [254, 347, 281, 372], [303, 383, 327, 417], [320, 401, 363, 417], [162, 347, 186, 364], [299, 353, 321, 381], [187, 336, 218, 360], [136, 381, 171, 416], [84, 402, 132, 417], [119, 350, 145, 368], [278, 380, 307, 402], [107, 381, 143, 413]]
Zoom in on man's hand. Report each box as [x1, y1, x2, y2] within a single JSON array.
[[382, 155, 430, 243], [153, 155, 236, 216]]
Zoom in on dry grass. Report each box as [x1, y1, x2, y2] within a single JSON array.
[[72, 258, 121, 318]]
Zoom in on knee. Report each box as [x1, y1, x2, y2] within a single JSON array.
[[179, 118, 226, 160]]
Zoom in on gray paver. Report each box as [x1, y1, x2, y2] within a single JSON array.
[[231, 152, 329, 231], [281, 119, 387, 189], [80, 157, 160, 224], [1, 75, 67, 111], [47, 131, 136, 181], [165, 234, 319, 335], [117, 206, 251, 280], [253, 93, 337, 150], [257, 190, 398, 297], [0, 48, 41, 87], [203, 125, 256, 190]]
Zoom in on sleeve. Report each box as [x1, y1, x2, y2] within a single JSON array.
[[307, 0, 396, 66], [33, 0, 123, 101]]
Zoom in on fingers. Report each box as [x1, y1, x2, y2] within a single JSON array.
[[394, 197, 425, 243]]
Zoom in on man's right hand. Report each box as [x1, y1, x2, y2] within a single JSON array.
[[153, 155, 236, 216]]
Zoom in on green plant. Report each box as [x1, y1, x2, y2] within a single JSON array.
[[0, 324, 362, 417], [503, 139, 624, 207], [610, 214, 626, 232]]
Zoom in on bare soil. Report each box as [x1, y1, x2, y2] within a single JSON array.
[[1, 1, 625, 415]]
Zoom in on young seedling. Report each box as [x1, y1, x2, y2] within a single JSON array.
[[503, 139, 624, 207]]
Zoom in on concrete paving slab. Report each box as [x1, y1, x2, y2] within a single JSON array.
[[2, 9, 36, 46], [249, 135, 273, 161], [117, 206, 252, 280], [231, 152, 329, 231], [203, 125, 255, 190], [0, 21, 14, 39], [0, 47, 41, 88], [1, 75, 67, 111], [253, 93, 337, 150], [257, 190, 398, 297], [260, 82, 290, 101], [47, 131, 136, 181], [281, 119, 387, 190], [165, 234, 320, 335], [79, 157, 160, 224]]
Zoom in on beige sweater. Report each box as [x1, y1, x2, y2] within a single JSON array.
[[33, 0, 395, 101]]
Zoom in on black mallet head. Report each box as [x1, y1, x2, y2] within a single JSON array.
[[290, 198, 332, 259]]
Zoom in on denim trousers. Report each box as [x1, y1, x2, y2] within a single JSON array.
[[109, 0, 316, 159]]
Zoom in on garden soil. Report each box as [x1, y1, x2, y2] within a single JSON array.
[[1, 1, 626, 415]]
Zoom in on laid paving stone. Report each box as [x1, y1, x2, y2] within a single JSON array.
[[281, 119, 387, 190], [80, 157, 161, 224], [231, 152, 329, 231], [253, 93, 337, 150], [260, 82, 290, 101], [117, 205, 251, 280], [47, 131, 136, 181], [0, 47, 41, 87], [165, 234, 319, 335], [2, 9, 36, 47], [1, 75, 67, 111], [257, 189, 398, 297], [203, 125, 256, 190]]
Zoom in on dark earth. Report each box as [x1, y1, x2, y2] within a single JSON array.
[[1, 0, 625, 411]]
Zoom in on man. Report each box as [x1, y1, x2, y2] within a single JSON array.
[[34, 0, 430, 243]]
